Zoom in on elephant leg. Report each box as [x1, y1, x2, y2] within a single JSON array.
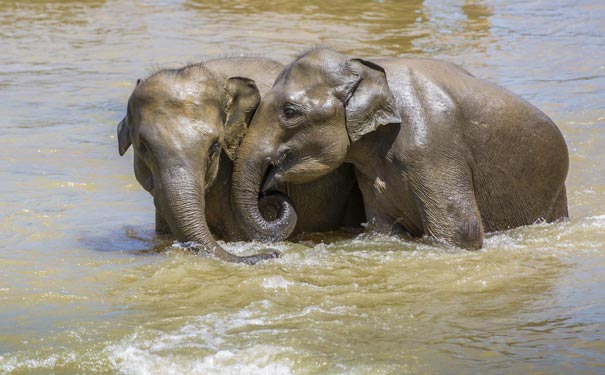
[[354, 173, 417, 236], [155, 208, 172, 235], [546, 184, 569, 222], [412, 160, 484, 250]]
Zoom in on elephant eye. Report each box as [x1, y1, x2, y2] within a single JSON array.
[[283, 107, 297, 119], [209, 140, 221, 157], [280, 104, 306, 128]]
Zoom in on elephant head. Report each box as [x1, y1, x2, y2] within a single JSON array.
[[117, 65, 281, 264], [232, 48, 401, 241]]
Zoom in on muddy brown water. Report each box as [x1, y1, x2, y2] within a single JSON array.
[[1, 0, 604, 374]]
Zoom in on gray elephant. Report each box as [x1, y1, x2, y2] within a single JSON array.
[[231, 48, 569, 250], [117, 57, 364, 264]]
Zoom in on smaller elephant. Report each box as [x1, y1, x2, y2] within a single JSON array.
[[231, 48, 569, 250], [117, 56, 364, 264]]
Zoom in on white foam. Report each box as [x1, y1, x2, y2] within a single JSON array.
[[105, 302, 297, 375], [0, 354, 16, 373], [261, 276, 293, 289], [483, 232, 525, 249], [588, 214, 605, 222], [0, 352, 77, 373], [192, 346, 293, 375], [103, 296, 361, 375], [108, 339, 293, 375]]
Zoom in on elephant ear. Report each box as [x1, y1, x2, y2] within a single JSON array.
[[117, 116, 131, 156], [117, 79, 142, 156], [222, 77, 261, 160], [342, 58, 402, 142]]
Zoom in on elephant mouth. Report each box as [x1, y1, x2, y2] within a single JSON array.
[[260, 149, 292, 193], [261, 164, 284, 193]]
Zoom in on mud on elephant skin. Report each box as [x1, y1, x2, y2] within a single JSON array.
[[231, 47, 569, 250], [116, 57, 364, 264]]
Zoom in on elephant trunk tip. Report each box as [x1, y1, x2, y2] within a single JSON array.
[[159, 175, 278, 265], [188, 242, 281, 265], [257, 191, 298, 241]]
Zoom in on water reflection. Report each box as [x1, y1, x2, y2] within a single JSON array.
[[80, 225, 173, 254], [462, 0, 493, 30], [0, 0, 107, 27], [184, 0, 497, 58], [461, 0, 493, 48], [186, 0, 426, 55], [405, 0, 494, 56]]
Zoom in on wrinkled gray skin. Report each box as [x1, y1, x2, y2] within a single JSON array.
[[232, 48, 569, 250], [117, 57, 364, 264]]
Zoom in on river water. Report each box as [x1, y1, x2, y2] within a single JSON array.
[[1, 0, 604, 374]]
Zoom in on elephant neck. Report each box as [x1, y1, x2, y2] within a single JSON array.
[[345, 121, 402, 181], [345, 137, 378, 179]]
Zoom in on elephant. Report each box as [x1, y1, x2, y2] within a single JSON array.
[[231, 48, 569, 250], [117, 56, 364, 264]]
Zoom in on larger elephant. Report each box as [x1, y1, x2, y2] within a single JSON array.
[[117, 57, 364, 264], [231, 48, 569, 250]]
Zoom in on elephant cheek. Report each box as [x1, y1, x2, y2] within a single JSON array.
[[134, 154, 154, 193], [285, 159, 338, 185], [143, 175, 154, 193]]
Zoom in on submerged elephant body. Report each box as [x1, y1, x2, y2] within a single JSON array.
[[117, 57, 363, 264], [231, 48, 569, 249]]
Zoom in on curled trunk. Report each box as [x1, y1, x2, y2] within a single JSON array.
[[232, 150, 297, 242]]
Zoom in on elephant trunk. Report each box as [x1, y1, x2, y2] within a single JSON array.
[[158, 167, 277, 264], [232, 145, 297, 242]]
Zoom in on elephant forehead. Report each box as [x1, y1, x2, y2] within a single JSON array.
[[286, 52, 349, 86], [136, 107, 221, 147], [135, 74, 218, 104], [274, 66, 344, 109], [133, 81, 222, 127], [169, 116, 220, 139], [174, 78, 220, 102], [150, 118, 220, 154], [276, 80, 335, 108]]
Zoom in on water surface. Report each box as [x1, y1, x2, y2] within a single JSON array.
[[1, 0, 604, 373]]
